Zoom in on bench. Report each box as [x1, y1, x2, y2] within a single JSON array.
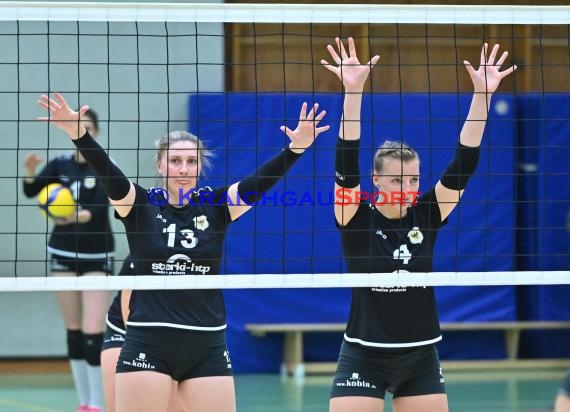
[[245, 321, 570, 376]]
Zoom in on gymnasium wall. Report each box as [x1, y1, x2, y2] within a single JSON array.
[[517, 94, 570, 359], [0, 0, 225, 357]]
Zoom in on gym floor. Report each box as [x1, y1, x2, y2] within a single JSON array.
[[0, 367, 564, 412]]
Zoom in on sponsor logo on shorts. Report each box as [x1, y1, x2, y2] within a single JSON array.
[[439, 367, 445, 383], [122, 352, 156, 370], [103, 333, 125, 344], [335, 372, 376, 389]]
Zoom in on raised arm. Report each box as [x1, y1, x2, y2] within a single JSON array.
[[225, 102, 329, 221], [38, 93, 135, 217], [435, 43, 517, 221], [321, 37, 379, 226], [22, 153, 51, 197]]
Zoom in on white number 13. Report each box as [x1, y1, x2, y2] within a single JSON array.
[[163, 223, 198, 249]]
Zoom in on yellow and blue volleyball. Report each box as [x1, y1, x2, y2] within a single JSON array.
[[37, 183, 76, 218]]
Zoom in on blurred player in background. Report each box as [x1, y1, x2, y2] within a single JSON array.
[[23, 109, 113, 412]]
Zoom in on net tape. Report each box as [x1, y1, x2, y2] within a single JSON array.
[[0, 2, 568, 25], [0, 271, 568, 292]]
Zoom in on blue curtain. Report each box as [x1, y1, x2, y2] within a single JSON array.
[[188, 92, 528, 372]]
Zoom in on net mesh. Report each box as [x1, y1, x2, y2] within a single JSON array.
[[0, 3, 568, 290]]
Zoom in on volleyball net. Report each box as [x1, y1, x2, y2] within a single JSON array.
[[0, 2, 568, 291]]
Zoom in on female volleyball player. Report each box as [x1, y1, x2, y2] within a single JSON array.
[[321, 38, 516, 412], [555, 371, 570, 412], [38, 92, 329, 412], [23, 109, 112, 412], [101, 256, 185, 412]]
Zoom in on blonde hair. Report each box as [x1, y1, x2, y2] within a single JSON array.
[[373, 140, 419, 174], [155, 130, 213, 174]]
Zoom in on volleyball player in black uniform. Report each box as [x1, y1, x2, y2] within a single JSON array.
[[38, 92, 329, 412], [555, 372, 570, 412], [321, 38, 516, 412], [23, 109, 113, 412], [101, 257, 185, 412]]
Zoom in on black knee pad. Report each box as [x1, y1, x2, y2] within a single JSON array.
[[67, 329, 84, 360], [83, 333, 104, 366]]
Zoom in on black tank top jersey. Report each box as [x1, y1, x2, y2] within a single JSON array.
[[339, 188, 446, 348], [23, 154, 114, 258], [119, 184, 232, 330], [105, 257, 135, 333]]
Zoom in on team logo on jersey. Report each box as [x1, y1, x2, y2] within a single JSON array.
[[407, 226, 424, 244], [193, 215, 209, 231], [83, 176, 96, 189]]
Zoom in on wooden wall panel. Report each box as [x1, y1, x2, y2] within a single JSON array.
[[225, 2, 569, 92]]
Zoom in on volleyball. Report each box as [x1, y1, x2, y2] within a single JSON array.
[[37, 183, 76, 218]]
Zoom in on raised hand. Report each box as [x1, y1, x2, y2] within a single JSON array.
[[24, 153, 43, 172], [464, 43, 517, 94], [280, 102, 330, 154], [321, 37, 380, 92], [38, 93, 89, 140]]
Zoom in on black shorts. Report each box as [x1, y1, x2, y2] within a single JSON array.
[[330, 341, 446, 400], [51, 254, 114, 275], [101, 324, 126, 351], [116, 327, 233, 382], [560, 371, 570, 396]]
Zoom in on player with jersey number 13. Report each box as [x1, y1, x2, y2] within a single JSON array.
[[322, 37, 516, 412], [23, 108, 114, 412], [37, 91, 329, 412]]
